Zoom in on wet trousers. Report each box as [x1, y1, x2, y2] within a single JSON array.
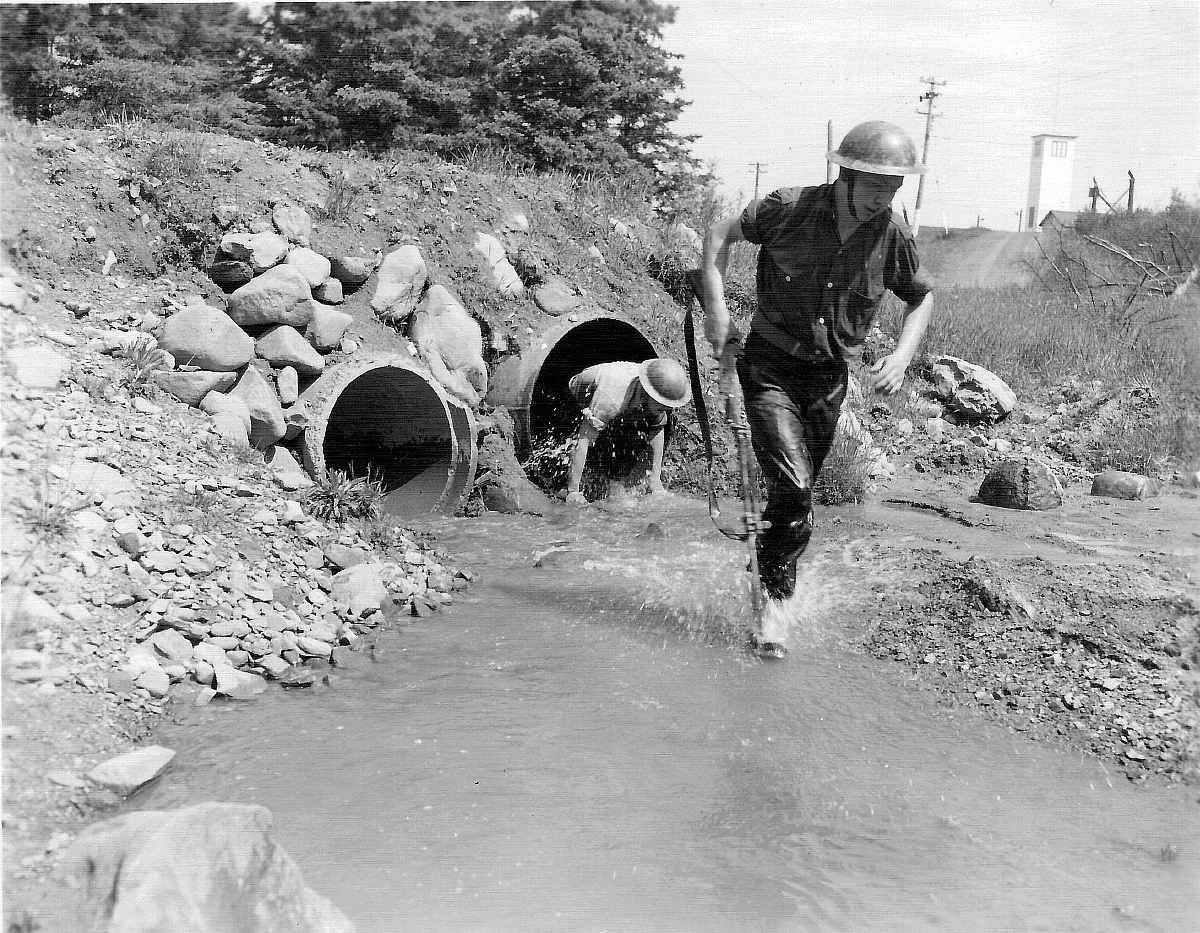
[[736, 334, 848, 600]]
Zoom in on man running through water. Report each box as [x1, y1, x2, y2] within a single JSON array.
[[699, 120, 935, 650]]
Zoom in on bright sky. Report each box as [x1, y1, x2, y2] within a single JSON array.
[[660, 0, 1200, 230]]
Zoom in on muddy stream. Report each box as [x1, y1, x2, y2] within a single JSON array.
[[137, 498, 1198, 932]]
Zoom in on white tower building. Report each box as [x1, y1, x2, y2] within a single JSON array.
[[1025, 133, 1077, 229]]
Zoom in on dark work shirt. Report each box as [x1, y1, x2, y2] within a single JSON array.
[[740, 183, 932, 363]]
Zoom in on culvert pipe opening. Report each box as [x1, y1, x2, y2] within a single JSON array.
[[301, 358, 477, 516], [487, 314, 664, 496]]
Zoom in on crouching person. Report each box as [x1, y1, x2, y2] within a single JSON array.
[[560, 358, 691, 505]]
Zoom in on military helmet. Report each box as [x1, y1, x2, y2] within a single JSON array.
[[639, 358, 690, 408], [827, 121, 927, 176]]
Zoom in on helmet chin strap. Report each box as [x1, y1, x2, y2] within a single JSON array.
[[842, 169, 862, 221]]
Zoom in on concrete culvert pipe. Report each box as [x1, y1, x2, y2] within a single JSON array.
[[487, 311, 662, 456], [300, 355, 477, 516]]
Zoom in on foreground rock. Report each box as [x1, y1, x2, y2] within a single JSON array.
[[38, 803, 354, 933], [977, 457, 1063, 510]]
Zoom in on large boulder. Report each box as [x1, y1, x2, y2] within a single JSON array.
[[255, 325, 325, 376], [473, 231, 524, 298], [978, 457, 1063, 510], [370, 245, 427, 323], [155, 306, 255, 372], [229, 366, 286, 448], [931, 356, 1017, 423], [226, 265, 316, 329], [153, 369, 237, 406], [411, 285, 487, 408], [218, 231, 290, 274], [476, 429, 553, 515], [41, 803, 354, 933]]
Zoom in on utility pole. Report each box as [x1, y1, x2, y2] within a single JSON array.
[[826, 120, 834, 184], [912, 76, 945, 235], [749, 162, 769, 201], [1127, 171, 1135, 212], [1089, 178, 1100, 213]]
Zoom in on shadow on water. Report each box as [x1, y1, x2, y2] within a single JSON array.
[[137, 501, 1200, 933]]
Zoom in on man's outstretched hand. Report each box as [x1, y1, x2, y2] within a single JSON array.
[[869, 354, 909, 395]]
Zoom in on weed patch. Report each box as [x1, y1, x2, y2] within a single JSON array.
[[306, 468, 384, 524]]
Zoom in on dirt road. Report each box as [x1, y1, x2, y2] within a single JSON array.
[[920, 229, 1041, 287]]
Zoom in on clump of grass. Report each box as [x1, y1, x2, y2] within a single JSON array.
[[117, 335, 169, 395], [230, 443, 266, 466], [24, 469, 89, 540], [814, 434, 874, 505], [314, 171, 362, 222], [142, 131, 206, 185], [103, 104, 143, 149], [305, 468, 384, 524]]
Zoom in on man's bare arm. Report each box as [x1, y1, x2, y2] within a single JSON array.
[[700, 214, 746, 355]]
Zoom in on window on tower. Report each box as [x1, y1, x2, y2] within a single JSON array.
[[1051, 140, 1067, 157]]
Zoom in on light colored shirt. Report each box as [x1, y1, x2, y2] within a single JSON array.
[[568, 361, 665, 432]]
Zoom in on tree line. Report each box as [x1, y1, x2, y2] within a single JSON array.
[[1, 1, 706, 194]]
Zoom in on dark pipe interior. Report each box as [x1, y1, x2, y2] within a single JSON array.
[[528, 319, 657, 447], [323, 367, 451, 510]]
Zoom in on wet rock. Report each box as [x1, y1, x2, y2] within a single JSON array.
[[159, 306, 255, 372], [87, 745, 175, 796], [977, 457, 1062, 511], [371, 244, 427, 323], [214, 666, 268, 699], [280, 666, 316, 688], [43, 803, 354, 933], [1090, 470, 1158, 500]]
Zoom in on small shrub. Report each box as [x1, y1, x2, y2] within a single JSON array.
[[814, 434, 873, 505], [117, 335, 169, 395], [142, 132, 205, 185], [306, 468, 384, 524], [103, 105, 143, 149], [314, 171, 362, 222], [24, 469, 89, 540]]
